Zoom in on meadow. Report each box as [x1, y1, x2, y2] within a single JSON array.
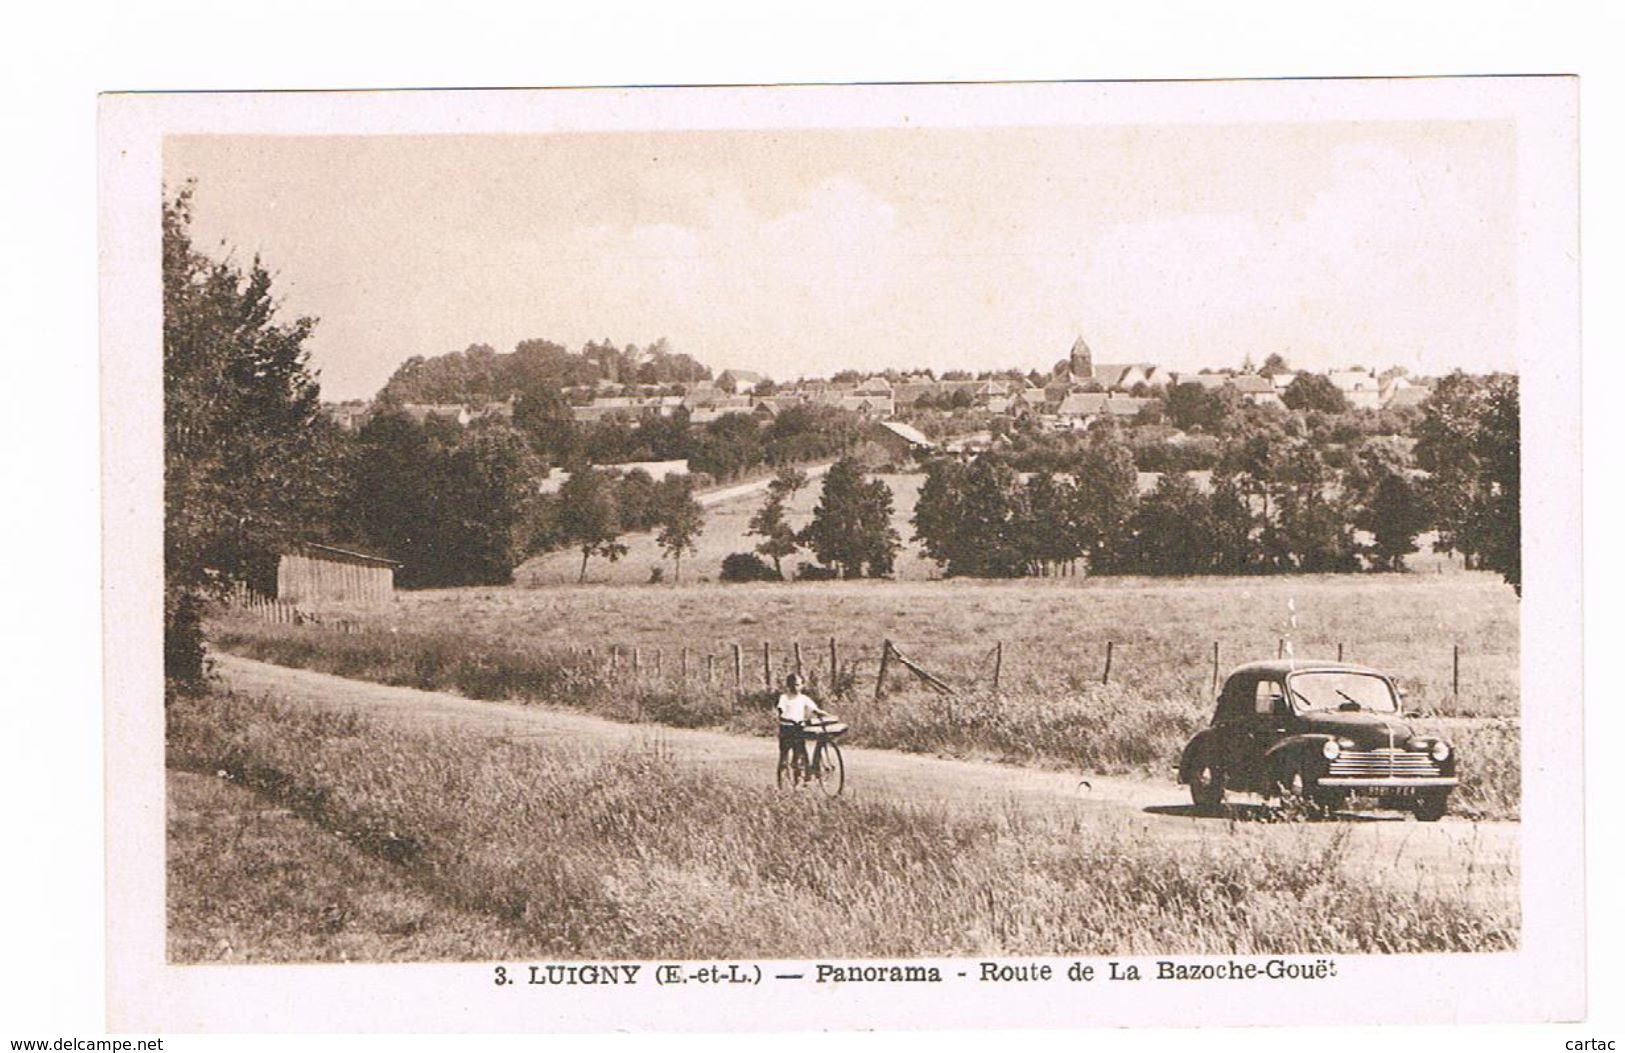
[[168, 687, 1517, 962], [213, 570, 1521, 819]]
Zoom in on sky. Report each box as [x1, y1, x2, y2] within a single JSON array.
[[166, 122, 1518, 401]]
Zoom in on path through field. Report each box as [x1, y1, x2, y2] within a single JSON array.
[[694, 460, 833, 508], [215, 654, 1518, 908]]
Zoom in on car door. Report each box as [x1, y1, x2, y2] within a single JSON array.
[[1245, 677, 1291, 774], [1211, 674, 1260, 781]]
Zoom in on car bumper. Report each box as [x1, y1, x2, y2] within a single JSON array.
[[1317, 776, 1458, 792]]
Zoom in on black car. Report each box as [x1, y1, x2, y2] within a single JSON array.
[[1178, 660, 1458, 821]]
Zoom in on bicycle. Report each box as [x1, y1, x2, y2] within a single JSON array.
[[778, 718, 848, 797]]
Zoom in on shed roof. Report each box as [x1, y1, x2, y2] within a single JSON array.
[[289, 541, 403, 568]]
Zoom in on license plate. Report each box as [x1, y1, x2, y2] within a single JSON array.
[[1365, 785, 1419, 797]]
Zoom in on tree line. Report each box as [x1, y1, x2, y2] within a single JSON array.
[[908, 393, 1516, 586]]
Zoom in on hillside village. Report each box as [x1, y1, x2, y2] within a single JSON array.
[[322, 334, 1435, 463]]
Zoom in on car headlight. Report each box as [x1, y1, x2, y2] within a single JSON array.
[[1321, 739, 1341, 760], [1430, 740, 1451, 763]]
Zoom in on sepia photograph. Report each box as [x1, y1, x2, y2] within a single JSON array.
[[98, 76, 1582, 1031]]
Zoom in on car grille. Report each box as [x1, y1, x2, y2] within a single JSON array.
[[1326, 749, 1440, 778]]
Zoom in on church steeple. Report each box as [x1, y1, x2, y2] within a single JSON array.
[[1069, 335, 1093, 378]]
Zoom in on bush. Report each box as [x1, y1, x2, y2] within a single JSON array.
[[719, 552, 781, 582], [793, 563, 839, 581], [164, 588, 209, 692]]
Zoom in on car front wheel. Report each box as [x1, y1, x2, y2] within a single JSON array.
[[1412, 794, 1449, 822], [1273, 763, 1328, 819], [1189, 760, 1226, 809]]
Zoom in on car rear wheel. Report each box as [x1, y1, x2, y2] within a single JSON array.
[[1189, 760, 1226, 809], [1412, 794, 1448, 822]]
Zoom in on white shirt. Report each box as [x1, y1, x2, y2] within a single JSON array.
[[776, 691, 821, 724]]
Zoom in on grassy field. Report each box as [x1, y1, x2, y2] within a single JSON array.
[[213, 571, 1520, 819], [518, 472, 935, 585], [168, 687, 1517, 961]]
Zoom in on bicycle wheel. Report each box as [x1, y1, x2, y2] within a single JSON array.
[[811, 739, 844, 797]]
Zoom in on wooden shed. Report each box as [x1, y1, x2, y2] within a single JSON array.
[[277, 542, 401, 606]]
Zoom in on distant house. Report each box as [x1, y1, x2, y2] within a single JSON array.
[[1090, 363, 1155, 390], [716, 369, 767, 394], [1056, 392, 1111, 420], [570, 396, 641, 423], [1104, 395, 1151, 419], [1056, 392, 1148, 425], [322, 401, 373, 432], [854, 376, 894, 396], [277, 541, 400, 606], [839, 394, 895, 417], [1228, 373, 1285, 409], [1384, 385, 1431, 411], [400, 403, 471, 426], [890, 381, 938, 407], [1011, 388, 1049, 413], [869, 419, 935, 462], [1328, 370, 1382, 411], [1170, 373, 1232, 392]]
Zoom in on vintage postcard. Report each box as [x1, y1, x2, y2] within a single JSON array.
[[100, 78, 1582, 1031]]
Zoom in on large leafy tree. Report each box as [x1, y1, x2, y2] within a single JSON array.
[[163, 185, 338, 683], [1069, 427, 1140, 573], [557, 466, 628, 582], [1414, 372, 1520, 592], [1346, 437, 1431, 572], [911, 458, 1029, 577], [801, 458, 900, 578], [1017, 470, 1084, 575], [1270, 437, 1357, 572], [652, 476, 706, 583], [1131, 472, 1218, 574], [748, 466, 808, 576], [347, 412, 538, 587], [1282, 373, 1349, 415]]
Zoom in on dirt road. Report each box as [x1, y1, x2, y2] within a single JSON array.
[[695, 461, 833, 508], [214, 654, 1519, 904]]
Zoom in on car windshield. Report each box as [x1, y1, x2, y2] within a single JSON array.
[[1285, 671, 1398, 714]]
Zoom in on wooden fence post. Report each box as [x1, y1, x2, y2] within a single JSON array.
[[1337, 642, 1344, 662], [680, 647, 688, 680], [1102, 641, 1114, 686], [993, 641, 1003, 693], [875, 639, 892, 701], [793, 641, 803, 677], [829, 637, 838, 687], [1277, 638, 1284, 659], [706, 653, 715, 686], [632, 646, 640, 678], [733, 643, 743, 696], [1211, 641, 1220, 694], [1453, 644, 1460, 698], [763, 641, 772, 690]]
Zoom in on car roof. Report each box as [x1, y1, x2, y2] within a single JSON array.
[[1226, 659, 1388, 679]]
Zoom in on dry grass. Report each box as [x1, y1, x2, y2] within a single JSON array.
[[215, 571, 1520, 818], [168, 688, 1517, 961], [167, 770, 527, 963]]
